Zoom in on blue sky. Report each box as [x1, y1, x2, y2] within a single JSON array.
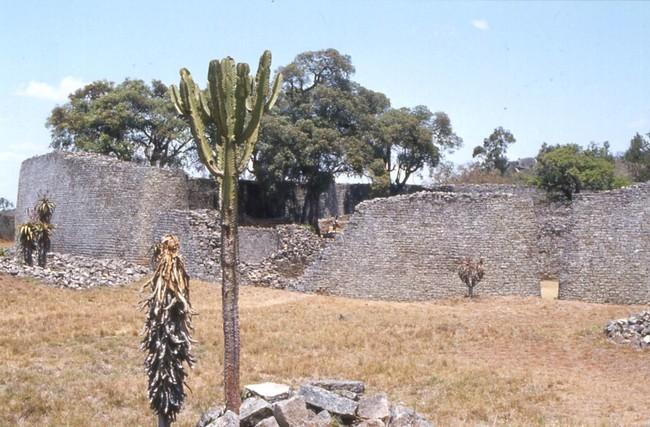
[[1, 1, 649, 203]]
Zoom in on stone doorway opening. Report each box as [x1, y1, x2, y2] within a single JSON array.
[[540, 279, 559, 300]]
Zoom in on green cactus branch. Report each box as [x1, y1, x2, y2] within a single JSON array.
[[172, 51, 282, 179], [170, 50, 282, 415]]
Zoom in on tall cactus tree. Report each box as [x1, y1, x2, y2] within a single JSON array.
[[171, 51, 281, 413]]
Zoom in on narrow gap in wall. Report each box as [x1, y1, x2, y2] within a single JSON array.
[[540, 279, 559, 300]]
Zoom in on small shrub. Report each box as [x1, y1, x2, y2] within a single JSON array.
[[457, 257, 485, 298]]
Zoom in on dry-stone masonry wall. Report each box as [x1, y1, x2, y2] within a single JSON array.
[[16, 152, 189, 263], [0, 209, 14, 240], [558, 184, 650, 304], [15, 152, 650, 304], [296, 191, 541, 300], [298, 183, 650, 304], [151, 209, 281, 281]]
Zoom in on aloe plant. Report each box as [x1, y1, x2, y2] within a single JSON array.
[[171, 51, 281, 412], [141, 235, 194, 427], [18, 196, 56, 267]]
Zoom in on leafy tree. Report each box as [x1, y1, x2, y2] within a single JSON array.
[[472, 127, 516, 175], [532, 142, 629, 200], [624, 132, 650, 182], [255, 49, 385, 232], [372, 106, 462, 193], [47, 79, 194, 168], [0, 197, 13, 211]]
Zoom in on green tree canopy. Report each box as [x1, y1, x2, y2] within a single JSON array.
[[623, 132, 650, 182], [47, 79, 194, 168], [472, 126, 516, 175], [255, 49, 388, 231], [532, 142, 629, 200], [255, 48, 463, 228], [372, 106, 462, 193]]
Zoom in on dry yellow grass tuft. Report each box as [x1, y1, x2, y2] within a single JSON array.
[[1, 273, 648, 426]]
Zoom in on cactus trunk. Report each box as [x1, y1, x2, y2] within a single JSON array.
[[220, 140, 241, 410], [171, 51, 282, 414]]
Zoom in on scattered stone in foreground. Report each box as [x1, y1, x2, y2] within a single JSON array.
[[240, 398, 273, 427], [196, 406, 225, 427], [605, 311, 650, 348], [357, 394, 390, 422], [0, 251, 149, 289], [199, 380, 432, 427], [206, 410, 239, 427], [299, 384, 358, 418], [273, 396, 313, 427], [244, 382, 292, 403]]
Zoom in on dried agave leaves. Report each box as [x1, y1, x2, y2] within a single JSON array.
[[140, 235, 196, 423]]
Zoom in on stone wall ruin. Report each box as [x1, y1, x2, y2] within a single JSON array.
[[15, 152, 650, 304]]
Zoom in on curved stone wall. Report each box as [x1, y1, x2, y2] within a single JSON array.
[[16, 152, 190, 263], [15, 152, 650, 304]]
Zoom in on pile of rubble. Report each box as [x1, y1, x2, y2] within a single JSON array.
[[604, 311, 650, 348], [241, 225, 327, 289], [197, 380, 431, 427], [0, 250, 149, 289]]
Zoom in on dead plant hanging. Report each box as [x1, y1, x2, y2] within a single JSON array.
[[140, 235, 195, 427]]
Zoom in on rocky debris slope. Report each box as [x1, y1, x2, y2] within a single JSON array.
[[197, 380, 432, 427], [0, 250, 149, 289], [605, 311, 650, 348], [241, 225, 327, 289]]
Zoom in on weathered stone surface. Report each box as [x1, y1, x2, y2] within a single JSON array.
[[332, 389, 359, 400], [605, 311, 650, 348], [206, 410, 239, 427], [245, 382, 292, 402], [195, 380, 433, 427], [254, 416, 280, 427], [316, 410, 332, 423], [357, 394, 390, 421], [295, 183, 650, 305], [387, 406, 432, 427], [388, 405, 415, 427], [240, 397, 273, 427], [0, 252, 148, 289], [307, 379, 365, 394], [299, 384, 357, 417], [0, 209, 14, 241], [273, 396, 313, 427], [196, 405, 224, 427]]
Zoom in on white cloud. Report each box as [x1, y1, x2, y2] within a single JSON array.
[[16, 76, 85, 102], [472, 19, 490, 31]]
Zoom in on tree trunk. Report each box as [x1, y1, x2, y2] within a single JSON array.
[[301, 188, 321, 235], [468, 285, 474, 298], [221, 143, 241, 413]]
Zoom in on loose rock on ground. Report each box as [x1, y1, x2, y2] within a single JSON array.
[[605, 311, 650, 348], [197, 380, 432, 427], [0, 250, 149, 289]]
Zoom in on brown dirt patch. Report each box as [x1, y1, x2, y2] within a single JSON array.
[[0, 273, 647, 426]]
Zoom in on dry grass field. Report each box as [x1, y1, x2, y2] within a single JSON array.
[[1, 273, 649, 427], [0, 239, 13, 249]]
